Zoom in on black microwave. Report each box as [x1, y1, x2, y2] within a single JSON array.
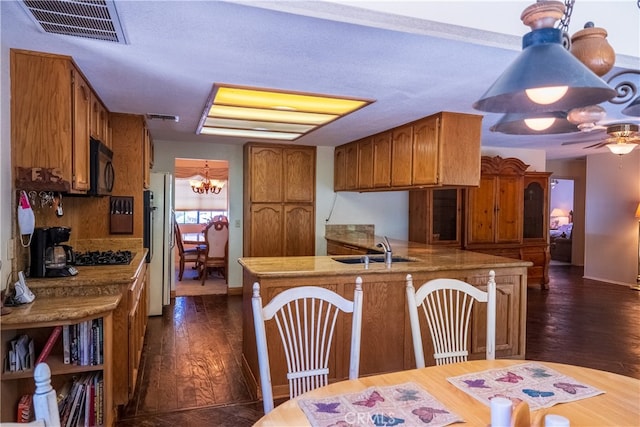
[[89, 137, 115, 196]]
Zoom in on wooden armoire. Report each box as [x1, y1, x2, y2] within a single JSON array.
[[243, 143, 316, 257], [464, 156, 551, 288]]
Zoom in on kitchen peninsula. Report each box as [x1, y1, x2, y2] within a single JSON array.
[[239, 232, 531, 401], [0, 242, 148, 425]]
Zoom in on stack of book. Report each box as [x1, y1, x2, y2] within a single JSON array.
[[58, 372, 104, 427], [62, 319, 104, 366], [3, 334, 34, 373]]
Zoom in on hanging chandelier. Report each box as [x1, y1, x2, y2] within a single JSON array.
[[190, 161, 224, 195]]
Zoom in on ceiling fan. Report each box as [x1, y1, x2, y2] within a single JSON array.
[[561, 122, 640, 154]]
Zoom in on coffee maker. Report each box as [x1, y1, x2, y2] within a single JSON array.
[[30, 227, 77, 277]]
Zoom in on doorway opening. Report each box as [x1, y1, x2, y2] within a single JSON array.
[[549, 178, 574, 265], [173, 157, 229, 296]]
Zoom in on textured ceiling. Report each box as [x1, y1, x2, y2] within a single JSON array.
[[1, 0, 639, 160]]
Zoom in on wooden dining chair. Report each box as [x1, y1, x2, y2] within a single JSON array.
[[173, 222, 200, 281], [251, 278, 364, 414], [406, 270, 496, 367], [197, 220, 229, 285]]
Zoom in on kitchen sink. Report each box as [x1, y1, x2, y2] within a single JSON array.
[[331, 255, 417, 264]]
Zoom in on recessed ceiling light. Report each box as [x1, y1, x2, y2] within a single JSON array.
[[197, 84, 374, 141]]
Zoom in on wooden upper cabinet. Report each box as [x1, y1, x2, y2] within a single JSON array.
[[248, 145, 284, 203], [412, 116, 439, 185], [334, 111, 482, 192], [372, 132, 391, 188], [71, 68, 91, 192], [357, 138, 374, 190], [391, 125, 413, 187], [284, 147, 315, 203], [11, 49, 93, 194]]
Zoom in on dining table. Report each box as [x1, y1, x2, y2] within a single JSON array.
[[254, 359, 640, 426], [182, 232, 205, 245]]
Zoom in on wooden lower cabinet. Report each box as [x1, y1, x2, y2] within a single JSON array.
[[241, 266, 527, 400]]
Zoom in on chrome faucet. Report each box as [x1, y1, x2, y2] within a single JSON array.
[[376, 236, 392, 266]]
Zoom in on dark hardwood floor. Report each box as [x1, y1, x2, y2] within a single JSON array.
[[116, 264, 640, 426]]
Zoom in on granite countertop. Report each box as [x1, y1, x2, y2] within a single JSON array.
[[0, 246, 147, 327], [239, 233, 531, 277], [0, 294, 121, 328], [24, 249, 148, 298]]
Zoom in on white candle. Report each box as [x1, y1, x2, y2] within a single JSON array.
[[545, 414, 570, 426], [490, 397, 512, 427]]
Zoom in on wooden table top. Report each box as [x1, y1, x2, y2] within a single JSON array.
[[255, 359, 640, 426], [182, 232, 205, 244]]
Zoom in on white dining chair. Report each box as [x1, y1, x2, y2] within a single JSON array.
[[406, 270, 496, 367], [252, 278, 364, 414]]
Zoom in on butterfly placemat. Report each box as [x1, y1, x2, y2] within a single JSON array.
[[298, 382, 463, 427], [446, 362, 604, 411]]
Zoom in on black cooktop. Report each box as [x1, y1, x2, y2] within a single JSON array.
[[73, 250, 134, 266]]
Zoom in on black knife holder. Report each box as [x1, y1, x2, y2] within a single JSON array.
[[110, 196, 134, 234]]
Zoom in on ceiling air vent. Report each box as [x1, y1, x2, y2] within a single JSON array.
[[146, 114, 180, 123], [20, 0, 128, 44]]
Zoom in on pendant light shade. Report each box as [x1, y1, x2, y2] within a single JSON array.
[[622, 96, 640, 117], [473, 28, 616, 113], [491, 111, 579, 135]]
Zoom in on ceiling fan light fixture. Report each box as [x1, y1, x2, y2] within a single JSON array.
[[606, 142, 638, 155], [473, 2, 616, 114]]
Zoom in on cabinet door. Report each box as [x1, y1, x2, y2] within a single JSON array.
[[334, 145, 346, 191], [496, 175, 523, 243], [391, 125, 413, 186], [470, 278, 519, 358], [250, 146, 283, 202], [466, 176, 497, 245], [357, 138, 374, 189], [283, 205, 315, 256], [249, 204, 283, 256], [412, 117, 439, 185], [71, 68, 91, 192], [523, 174, 550, 242], [344, 143, 358, 190], [431, 188, 461, 245], [372, 132, 391, 188], [284, 147, 315, 203]]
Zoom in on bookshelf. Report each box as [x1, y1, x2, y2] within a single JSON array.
[[1, 296, 117, 426]]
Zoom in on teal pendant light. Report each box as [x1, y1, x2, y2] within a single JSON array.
[[473, 1, 616, 114], [491, 111, 579, 135]]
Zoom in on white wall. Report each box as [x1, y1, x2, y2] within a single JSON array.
[[584, 150, 640, 286], [151, 139, 244, 289], [1, 22, 14, 289]]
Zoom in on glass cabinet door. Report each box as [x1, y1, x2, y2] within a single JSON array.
[[432, 188, 460, 244], [523, 181, 544, 239]]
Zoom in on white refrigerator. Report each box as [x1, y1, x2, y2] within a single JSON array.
[[149, 172, 175, 316]]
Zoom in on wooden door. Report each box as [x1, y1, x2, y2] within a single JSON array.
[[249, 204, 283, 256], [412, 116, 439, 185], [466, 175, 497, 245], [495, 175, 523, 243], [71, 67, 91, 192], [284, 147, 315, 203], [357, 138, 374, 189], [391, 125, 413, 187], [372, 132, 391, 188], [283, 205, 315, 256], [250, 146, 283, 203], [523, 173, 550, 242]]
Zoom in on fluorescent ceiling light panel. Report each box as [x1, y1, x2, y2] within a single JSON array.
[[197, 84, 374, 140]]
